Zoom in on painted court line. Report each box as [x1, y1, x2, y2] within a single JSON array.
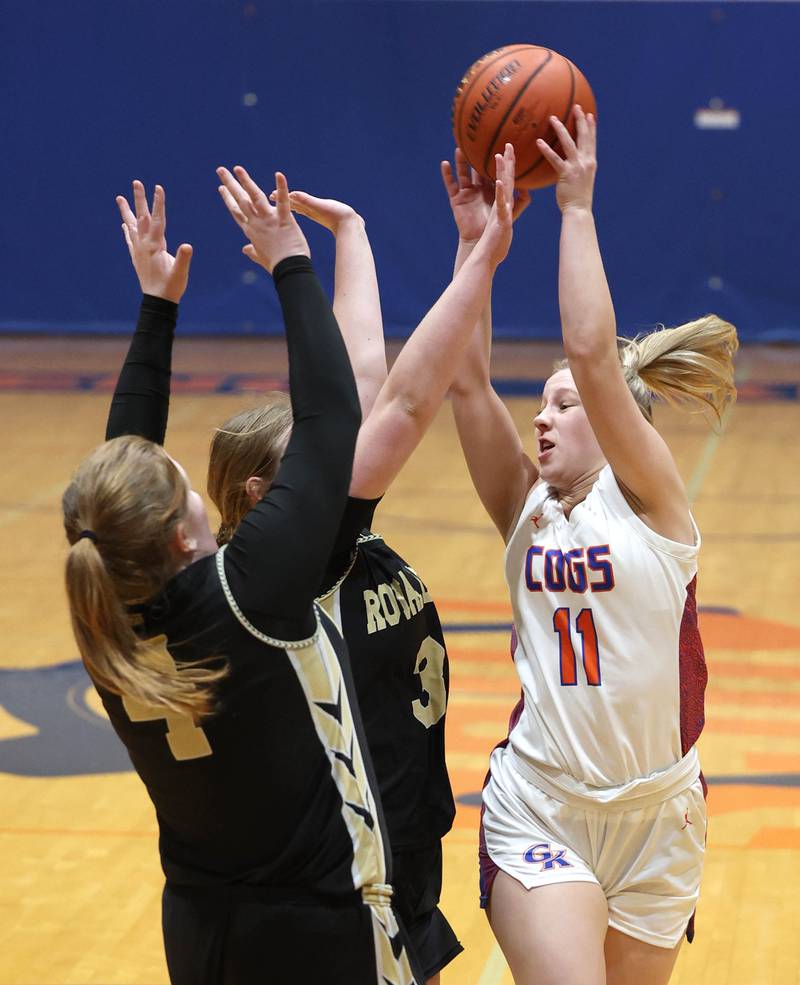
[[477, 942, 507, 985], [686, 421, 728, 506], [686, 361, 749, 505]]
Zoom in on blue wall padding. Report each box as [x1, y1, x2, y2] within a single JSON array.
[[2, 1, 797, 341]]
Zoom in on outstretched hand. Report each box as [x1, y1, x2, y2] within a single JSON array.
[[472, 142, 517, 270], [281, 191, 361, 235], [217, 166, 310, 273], [441, 146, 531, 243], [116, 182, 193, 304], [536, 105, 597, 213]]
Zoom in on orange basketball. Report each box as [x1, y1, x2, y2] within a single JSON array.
[[452, 45, 596, 189]]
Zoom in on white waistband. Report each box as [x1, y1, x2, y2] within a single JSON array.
[[506, 745, 701, 811]]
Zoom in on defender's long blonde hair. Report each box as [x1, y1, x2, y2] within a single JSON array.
[[207, 393, 293, 545], [63, 435, 224, 717], [557, 315, 739, 424]]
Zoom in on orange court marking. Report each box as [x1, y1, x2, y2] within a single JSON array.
[[696, 612, 800, 649], [709, 660, 800, 681], [705, 689, 800, 708], [747, 827, 800, 849], [704, 717, 800, 738], [746, 752, 800, 772], [449, 647, 514, 664], [705, 785, 800, 815], [450, 676, 520, 696]]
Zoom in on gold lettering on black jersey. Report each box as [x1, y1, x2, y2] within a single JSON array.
[[364, 590, 387, 634], [395, 569, 424, 616], [121, 635, 212, 761], [405, 564, 433, 605], [390, 579, 412, 620], [364, 567, 431, 636], [377, 584, 401, 626]]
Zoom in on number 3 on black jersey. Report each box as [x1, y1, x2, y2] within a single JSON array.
[[412, 636, 446, 727]]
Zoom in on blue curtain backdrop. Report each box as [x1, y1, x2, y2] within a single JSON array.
[[1, 0, 797, 341]]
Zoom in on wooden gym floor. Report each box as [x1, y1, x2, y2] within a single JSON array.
[[0, 335, 798, 985]]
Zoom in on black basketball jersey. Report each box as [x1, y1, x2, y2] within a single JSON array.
[[98, 550, 418, 983], [99, 545, 393, 894], [318, 498, 456, 851], [102, 282, 455, 860], [92, 262, 423, 984]]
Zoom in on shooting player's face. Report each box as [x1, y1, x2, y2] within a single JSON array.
[[533, 369, 605, 488]]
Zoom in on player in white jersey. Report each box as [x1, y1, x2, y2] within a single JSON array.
[[446, 108, 738, 985]]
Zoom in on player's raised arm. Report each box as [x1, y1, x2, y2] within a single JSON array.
[[106, 181, 193, 443], [445, 149, 537, 541], [216, 166, 361, 628], [344, 144, 517, 502], [284, 191, 387, 419], [538, 108, 705, 542]]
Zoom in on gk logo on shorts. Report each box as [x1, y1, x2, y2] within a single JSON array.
[[523, 842, 572, 870]]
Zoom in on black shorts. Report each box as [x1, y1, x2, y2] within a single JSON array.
[[392, 843, 464, 980], [162, 883, 424, 985]]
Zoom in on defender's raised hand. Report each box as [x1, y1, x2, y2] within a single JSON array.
[[217, 167, 309, 273], [282, 191, 362, 236], [536, 105, 597, 213], [116, 182, 193, 303], [471, 142, 517, 270], [441, 146, 531, 244]]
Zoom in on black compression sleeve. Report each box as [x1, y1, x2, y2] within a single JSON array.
[[105, 294, 177, 443], [223, 256, 361, 638], [319, 496, 381, 596]]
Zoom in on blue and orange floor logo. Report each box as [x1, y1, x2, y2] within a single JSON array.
[[1, 607, 799, 804]]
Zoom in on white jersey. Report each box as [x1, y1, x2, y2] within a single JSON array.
[[504, 466, 707, 796]]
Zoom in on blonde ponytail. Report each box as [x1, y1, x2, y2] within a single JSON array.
[[619, 315, 738, 424], [558, 314, 738, 425], [63, 436, 225, 717]]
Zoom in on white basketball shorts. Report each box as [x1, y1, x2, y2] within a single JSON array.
[[481, 745, 707, 949]]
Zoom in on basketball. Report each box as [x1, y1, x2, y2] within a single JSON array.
[[452, 45, 596, 189]]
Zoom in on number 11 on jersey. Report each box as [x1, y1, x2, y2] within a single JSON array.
[[553, 608, 601, 686]]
